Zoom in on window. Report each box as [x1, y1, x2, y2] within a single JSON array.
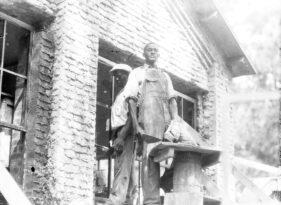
[[94, 42, 198, 199], [0, 17, 30, 174], [95, 57, 114, 198], [95, 56, 140, 198], [176, 91, 196, 128]]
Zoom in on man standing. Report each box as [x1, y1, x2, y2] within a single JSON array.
[[123, 43, 179, 205], [108, 64, 137, 205]]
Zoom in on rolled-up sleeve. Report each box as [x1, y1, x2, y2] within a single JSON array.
[[164, 72, 177, 100], [122, 70, 139, 102]]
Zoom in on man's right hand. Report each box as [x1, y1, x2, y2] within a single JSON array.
[[136, 125, 145, 138], [112, 137, 124, 155]]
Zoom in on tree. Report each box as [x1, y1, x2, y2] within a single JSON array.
[[215, 0, 281, 167]]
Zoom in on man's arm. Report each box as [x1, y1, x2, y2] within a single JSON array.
[[128, 98, 144, 136], [112, 117, 132, 153], [169, 98, 180, 120], [164, 72, 180, 120]]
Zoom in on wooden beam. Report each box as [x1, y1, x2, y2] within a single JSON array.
[[0, 11, 34, 31], [0, 121, 26, 132], [153, 147, 174, 163], [0, 163, 33, 205], [232, 166, 280, 205], [233, 157, 281, 175], [230, 92, 280, 103], [98, 56, 116, 67]]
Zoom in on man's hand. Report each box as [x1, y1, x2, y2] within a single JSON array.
[[113, 137, 124, 155], [136, 125, 145, 137]]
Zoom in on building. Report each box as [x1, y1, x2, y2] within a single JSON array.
[[0, 0, 255, 204]]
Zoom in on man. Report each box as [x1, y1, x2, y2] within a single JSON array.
[[123, 43, 179, 205], [107, 64, 137, 205]]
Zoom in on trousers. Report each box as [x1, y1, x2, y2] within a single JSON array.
[[109, 131, 137, 205]]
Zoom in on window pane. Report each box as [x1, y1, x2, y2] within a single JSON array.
[[8, 129, 25, 184], [96, 62, 112, 151], [1, 72, 26, 127], [96, 105, 110, 153], [0, 97, 14, 167], [97, 62, 112, 107], [182, 99, 195, 127], [4, 22, 30, 76], [0, 19, 4, 67], [177, 97, 183, 117], [0, 127, 11, 167]]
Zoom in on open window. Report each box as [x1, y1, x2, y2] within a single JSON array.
[[95, 41, 143, 198], [94, 41, 198, 199], [0, 17, 30, 171], [176, 91, 196, 128], [0, 16, 30, 205]]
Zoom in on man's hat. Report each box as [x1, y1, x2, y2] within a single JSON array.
[[110, 64, 132, 73]]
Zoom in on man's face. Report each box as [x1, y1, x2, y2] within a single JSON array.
[[114, 70, 129, 88], [143, 43, 159, 64]]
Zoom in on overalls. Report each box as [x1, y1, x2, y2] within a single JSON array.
[[139, 68, 171, 205]]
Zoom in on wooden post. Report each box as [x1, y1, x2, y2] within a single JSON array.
[[165, 152, 203, 205]]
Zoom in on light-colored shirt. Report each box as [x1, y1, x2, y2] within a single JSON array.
[[111, 64, 176, 129], [111, 89, 129, 129], [122, 64, 176, 102]]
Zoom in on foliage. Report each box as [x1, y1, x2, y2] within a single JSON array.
[[215, 0, 281, 166]]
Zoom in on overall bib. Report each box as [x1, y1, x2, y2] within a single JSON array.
[[139, 68, 171, 205]]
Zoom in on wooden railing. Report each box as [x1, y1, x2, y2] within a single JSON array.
[[0, 163, 33, 205]]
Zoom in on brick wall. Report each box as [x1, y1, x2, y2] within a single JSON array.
[[98, 0, 209, 91], [22, 30, 55, 204], [0, 0, 237, 204], [0, 0, 99, 204], [42, 1, 99, 204], [98, 1, 236, 203], [202, 61, 235, 204]]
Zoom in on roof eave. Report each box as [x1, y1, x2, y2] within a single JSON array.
[[192, 0, 256, 77]]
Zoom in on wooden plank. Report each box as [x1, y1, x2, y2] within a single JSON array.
[[233, 157, 281, 175], [98, 56, 116, 67], [230, 92, 280, 103], [153, 147, 174, 163], [3, 68, 28, 79], [150, 142, 220, 157], [232, 166, 280, 205], [0, 11, 34, 31], [202, 152, 221, 168], [0, 121, 26, 132], [0, 163, 33, 205]]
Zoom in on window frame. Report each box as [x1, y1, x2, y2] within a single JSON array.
[[175, 90, 197, 128], [0, 13, 33, 168]]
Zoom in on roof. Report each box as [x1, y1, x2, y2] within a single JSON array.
[[190, 0, 256, 77]]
